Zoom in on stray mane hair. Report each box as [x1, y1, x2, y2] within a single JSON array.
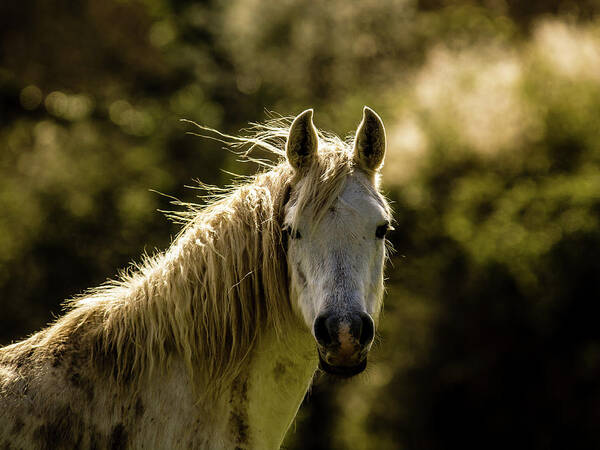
[[8, 117, 358, 392]]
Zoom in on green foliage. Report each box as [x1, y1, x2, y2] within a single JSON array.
[[2, 1, 600, 448]]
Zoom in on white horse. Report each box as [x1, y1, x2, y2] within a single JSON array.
[[0, 107, 391, 449]]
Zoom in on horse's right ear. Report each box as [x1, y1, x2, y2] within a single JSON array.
[[286, 109, 318, 172], [353, 106, 386, 172]]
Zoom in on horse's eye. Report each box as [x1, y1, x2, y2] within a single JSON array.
[[375, 223, 389, 239], [283, 227, 302, 239]]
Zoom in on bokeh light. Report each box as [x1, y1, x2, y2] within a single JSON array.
[[2, 1, 600, 448]]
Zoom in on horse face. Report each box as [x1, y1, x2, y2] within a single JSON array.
[[284, 107, 389, 377]]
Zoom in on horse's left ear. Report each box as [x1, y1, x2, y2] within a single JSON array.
[[353, 106, 386, 172]]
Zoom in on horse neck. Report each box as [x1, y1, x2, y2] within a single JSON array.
[[120, 223, 317, 448], [148, 213, 318, 447]]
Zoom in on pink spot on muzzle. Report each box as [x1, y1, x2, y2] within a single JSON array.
[[337, 323, 358, 359]]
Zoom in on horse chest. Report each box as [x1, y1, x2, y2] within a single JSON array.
[[241, 327, 318, 449]]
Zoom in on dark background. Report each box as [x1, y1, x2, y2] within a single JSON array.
[[2, 1, 600, 448]]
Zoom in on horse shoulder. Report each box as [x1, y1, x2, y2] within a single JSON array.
[[0, 326, 131, 449]]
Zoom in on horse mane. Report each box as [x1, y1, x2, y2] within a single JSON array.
[[24, 117, 359, 392]]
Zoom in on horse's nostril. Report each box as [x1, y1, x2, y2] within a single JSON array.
[[315, 312, 375, 348], [358, 312, 375, 346], [314, 314, 332, 346]]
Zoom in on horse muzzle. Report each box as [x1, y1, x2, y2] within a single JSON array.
[[313, 311, 375, 378]]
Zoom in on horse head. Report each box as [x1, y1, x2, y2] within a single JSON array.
[[283, 107, 390, 377]]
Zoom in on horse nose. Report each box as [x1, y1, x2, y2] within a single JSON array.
[[313, 311, 375, 348]]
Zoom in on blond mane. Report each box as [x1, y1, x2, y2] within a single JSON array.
[[18, 118, 359, 392]]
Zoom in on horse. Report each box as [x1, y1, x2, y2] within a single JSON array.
[[0, 107, 391, 449]]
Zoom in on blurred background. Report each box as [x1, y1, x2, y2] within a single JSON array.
[[2, 0, 600, 448]]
